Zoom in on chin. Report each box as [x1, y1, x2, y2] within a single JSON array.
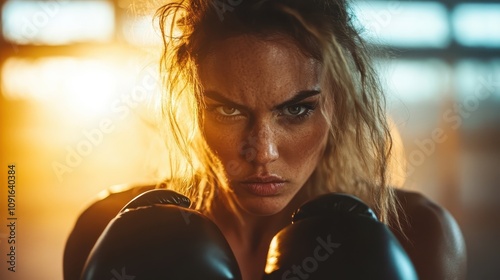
[[234, 195, 290, 217]]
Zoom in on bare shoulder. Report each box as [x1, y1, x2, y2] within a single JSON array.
[[393, 189, 467, 280]]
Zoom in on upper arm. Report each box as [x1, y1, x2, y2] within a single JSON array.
[[63, 195, 125, 280], [395, 190, 467, 280], [63, 184, 155, 280]]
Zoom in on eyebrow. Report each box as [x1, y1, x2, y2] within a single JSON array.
[[274, 90, 321, 110], [203, 89, 321, 110]]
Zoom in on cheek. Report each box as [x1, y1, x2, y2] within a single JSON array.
[[202, 120, 241, 161], [203, 123, 250, 178], [202, 112, 330, 180], [281, 121, 329, 173]]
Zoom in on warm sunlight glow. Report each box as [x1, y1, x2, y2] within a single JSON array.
[[122, 15, 163, 46], [388, 118, 407, 188], [2, 57, 119, 117], [264, 236, 280, 274]]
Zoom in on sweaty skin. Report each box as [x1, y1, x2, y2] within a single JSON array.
[[200, 34, 330, 216], [196, 34, 466, 280], [199, 34, 331, 279], [63, 34, 466, 280]]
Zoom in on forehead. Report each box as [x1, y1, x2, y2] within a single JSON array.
[[198, 35, 320, 107]]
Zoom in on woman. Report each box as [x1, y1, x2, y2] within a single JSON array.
[[64, 0, 466, 279]]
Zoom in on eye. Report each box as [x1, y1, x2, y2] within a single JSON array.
[[215, 106, 241, 116], [283, 105, 307, 116]]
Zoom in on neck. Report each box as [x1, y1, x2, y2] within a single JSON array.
[[213, 203, 280, 252], [204, 187, 313, 280], [208, 188, 310, 253]]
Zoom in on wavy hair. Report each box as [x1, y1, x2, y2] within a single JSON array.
[[155, 0, 402, 230]]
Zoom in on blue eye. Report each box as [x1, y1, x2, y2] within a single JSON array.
[[279, 102, 318, 122]]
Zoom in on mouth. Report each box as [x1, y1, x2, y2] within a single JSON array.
[[239, 175, 287, 197]]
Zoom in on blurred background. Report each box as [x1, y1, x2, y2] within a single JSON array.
[[0, 0, 498, 279]]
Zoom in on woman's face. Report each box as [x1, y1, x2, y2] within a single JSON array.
[[199, 35, 330, 216]]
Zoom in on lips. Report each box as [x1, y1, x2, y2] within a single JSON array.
[[239, 175, 287, 196]]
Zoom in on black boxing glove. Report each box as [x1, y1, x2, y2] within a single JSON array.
[[80, 189, 242, 280], [264, 193, 418, 280]]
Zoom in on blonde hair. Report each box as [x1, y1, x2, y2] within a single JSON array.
[[155, 0, 402, 230]]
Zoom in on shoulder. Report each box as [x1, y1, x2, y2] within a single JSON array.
[[79, 184, 156, 217], [63, 183, 156, 280], [393, 189, 467, 280]]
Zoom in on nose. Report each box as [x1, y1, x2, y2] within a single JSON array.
[[242, 122, 279, 165]]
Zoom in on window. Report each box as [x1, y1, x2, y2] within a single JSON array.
[[2, 0, 115, 45], [453, 3, 500, 48], [352, 1, 450, 48]]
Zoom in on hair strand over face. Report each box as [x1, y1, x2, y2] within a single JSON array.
[[154, 0, 404, 234]]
